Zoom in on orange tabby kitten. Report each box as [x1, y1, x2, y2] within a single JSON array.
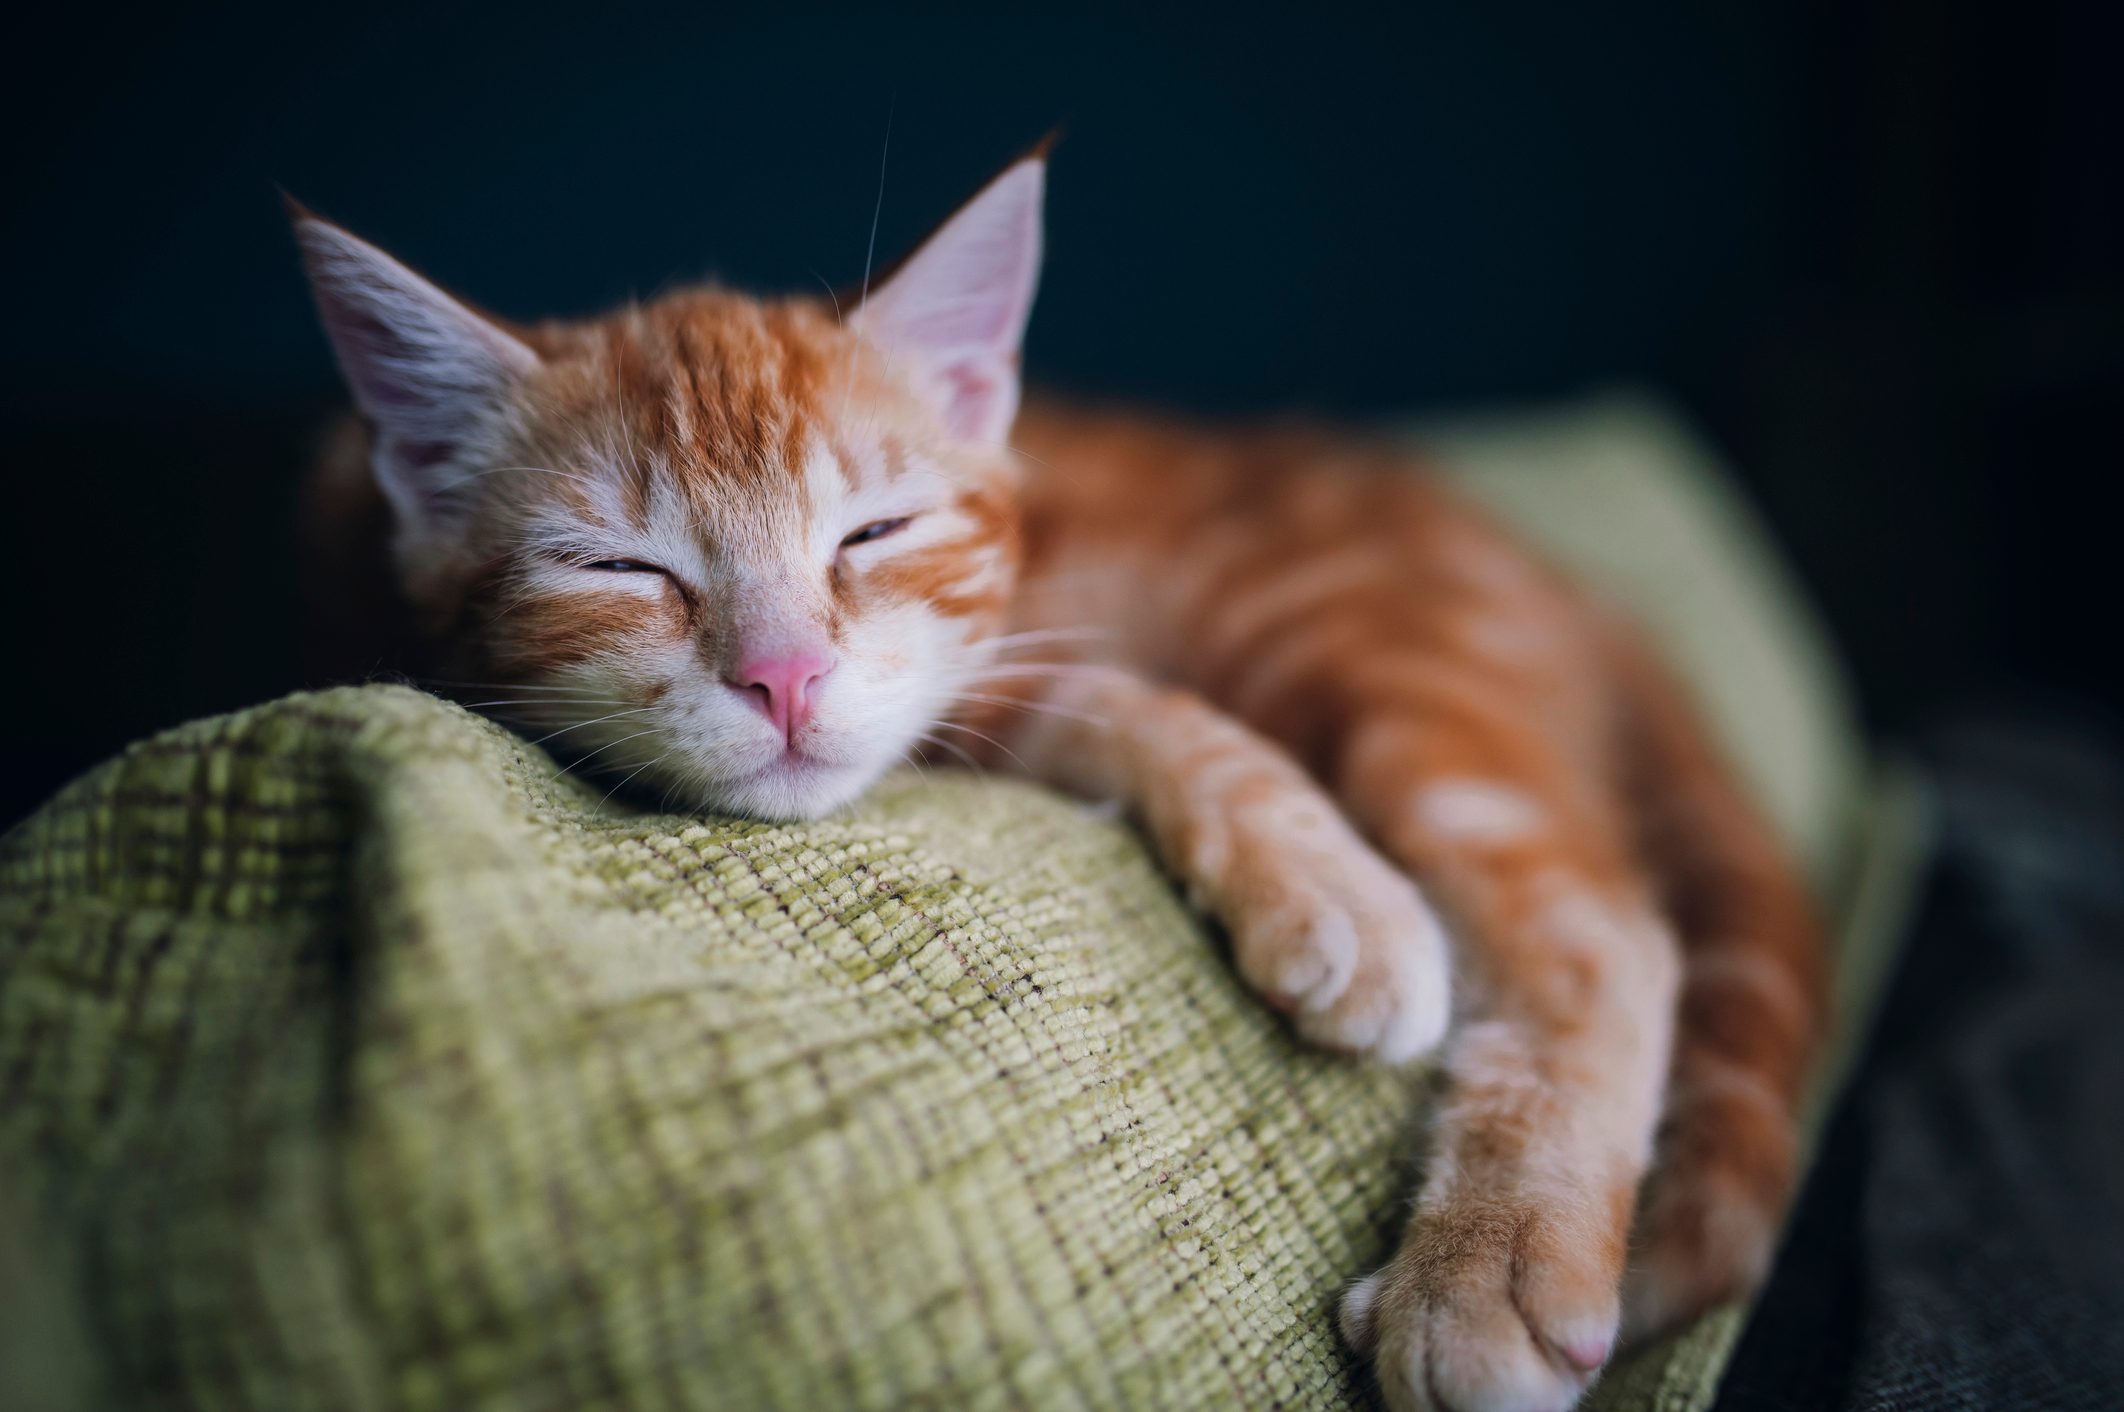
[[293, 152, 1824, 1412]]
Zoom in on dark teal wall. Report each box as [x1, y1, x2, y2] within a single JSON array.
[[2, 2, 2118, 826]]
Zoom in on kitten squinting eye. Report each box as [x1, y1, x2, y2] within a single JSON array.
[[584, 559, 666, 574], [840, 517, 912, 549]]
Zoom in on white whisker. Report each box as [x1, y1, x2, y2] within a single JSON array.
[[961, 625, 1112, 654], [460, 696, 634, 711], [927, 717, 1029, 774], [840, 100, 897, 425], [553, 728, 666, 781], [943, 692, 1111, 728], [855, 104, 894, 317], [524, 708, 656, 746], [811, 270, 844, 321], [597, 751, 669, 815], [428, 678, 627, 695], [915, 730, 985, 775], [958, 663, 1125, 685]]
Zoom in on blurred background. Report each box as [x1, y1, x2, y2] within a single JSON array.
[[4, 2, 2119, 825], [2, 3, 2120, 1404]]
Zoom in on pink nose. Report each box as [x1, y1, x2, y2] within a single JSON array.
[[729, 649, 833, 744]]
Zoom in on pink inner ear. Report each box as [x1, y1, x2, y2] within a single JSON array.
[[879, 224, 1032, 347], [853, 158, 1043, 443], [892, 297, 1014, 353], [294, 214, 542, 531], [937, 362, 1005, 439]]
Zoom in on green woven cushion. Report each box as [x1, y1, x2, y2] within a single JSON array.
[[0, 393, 1922, 1412]]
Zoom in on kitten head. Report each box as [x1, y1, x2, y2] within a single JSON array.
[[294, 156, 1043, 819]]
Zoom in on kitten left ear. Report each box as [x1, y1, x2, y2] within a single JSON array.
[[288, 201, 541, 540], [851, 152, 1045, 444]]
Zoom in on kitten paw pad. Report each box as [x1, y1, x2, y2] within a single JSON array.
[[1342, 1210, 1621, 1412]]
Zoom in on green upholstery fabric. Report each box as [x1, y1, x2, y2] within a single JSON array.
[[0, 394, 1922, 1411]]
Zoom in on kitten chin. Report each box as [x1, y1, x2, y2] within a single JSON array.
[[675, 753, 893, 824]]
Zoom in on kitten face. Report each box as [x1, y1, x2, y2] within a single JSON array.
[[296, 159, 1043, 819], [460, 298, 1022, 820]]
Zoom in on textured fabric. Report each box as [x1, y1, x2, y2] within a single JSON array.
[[0, 395, 1918, 1411], [0, 687, 1428, 1409]]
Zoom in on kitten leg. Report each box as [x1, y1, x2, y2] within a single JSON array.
[[1611, 644, 1827, 1342], [1332, 722, 1682, 1412], [972, 667, 1454, 1064]]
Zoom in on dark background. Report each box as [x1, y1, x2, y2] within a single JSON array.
[[4, 5, 2122, 1406], [3, 2, 2119, 829]]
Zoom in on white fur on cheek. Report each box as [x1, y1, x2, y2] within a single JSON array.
[[495, 427, 995, 822], [545, 583, 969, 824]]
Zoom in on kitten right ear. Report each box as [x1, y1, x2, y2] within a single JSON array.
[[289, 202, 539, 534], [850, 149, 1045, 445]]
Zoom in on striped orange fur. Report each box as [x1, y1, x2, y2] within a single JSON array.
[[295, 153, 1826, 1412]]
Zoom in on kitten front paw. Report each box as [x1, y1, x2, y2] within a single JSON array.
[[1220, 816, 1452, 1065], [1340, 1205, 1621, 1412]]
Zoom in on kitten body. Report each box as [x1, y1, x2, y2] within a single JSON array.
[[294, 155, 1824, 1412]]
